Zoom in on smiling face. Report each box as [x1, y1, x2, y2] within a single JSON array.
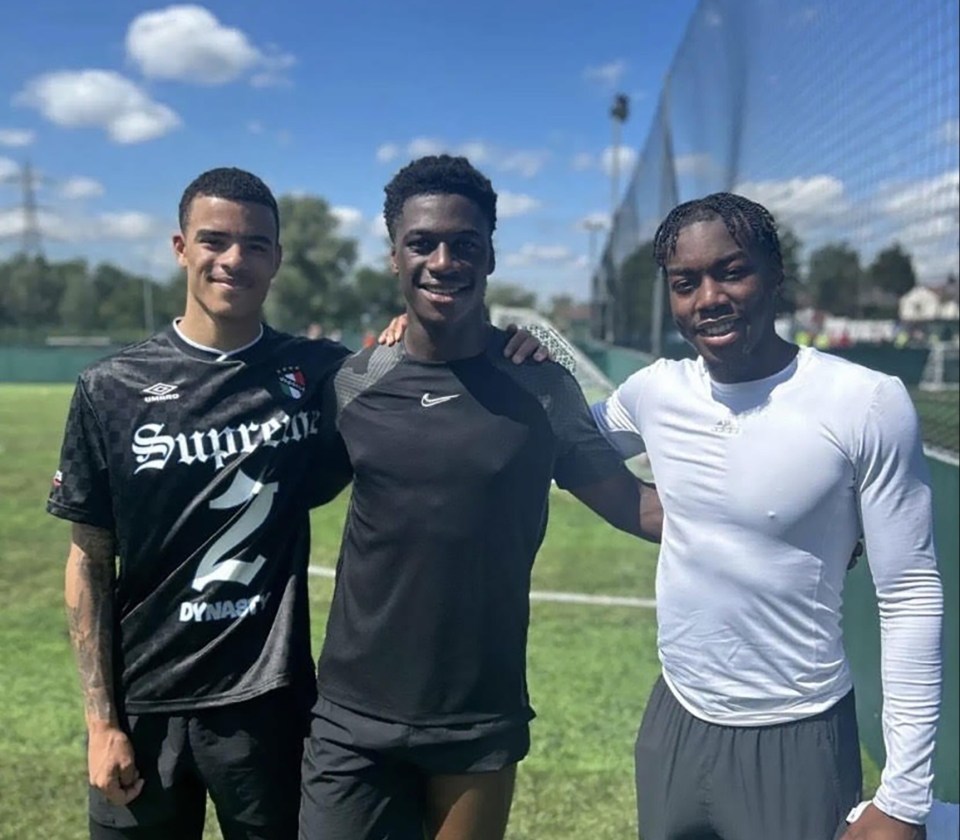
[[173, 195, 281, 329], [390, 192, 494, 331], [665, 217, 784, 382]]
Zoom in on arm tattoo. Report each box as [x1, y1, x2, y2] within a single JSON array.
[[65, 524, 118, 725]]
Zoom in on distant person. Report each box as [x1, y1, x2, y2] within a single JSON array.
[[592, 193, 942, 840], [298, 155, 663, 840], [47, 166, 547, 840]]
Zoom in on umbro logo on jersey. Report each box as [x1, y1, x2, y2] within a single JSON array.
[[278, 367, 306, 399], [421, 393, 461, 408], [142, 382, 180, 403]]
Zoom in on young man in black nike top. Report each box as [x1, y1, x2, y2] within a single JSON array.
[[46, 165, 552, 840], [298, 155, 663, 840]]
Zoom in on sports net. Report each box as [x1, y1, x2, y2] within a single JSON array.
[[593, 0, 959, 453], [488, 305, 615, 404]]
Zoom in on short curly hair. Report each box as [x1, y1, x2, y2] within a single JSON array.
[[382, 155, 497, 241], [178, 167, 279, 236], [652, 192, 784, 282]]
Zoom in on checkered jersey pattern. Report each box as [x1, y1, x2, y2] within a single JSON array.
[[48, 325, 350, 713]]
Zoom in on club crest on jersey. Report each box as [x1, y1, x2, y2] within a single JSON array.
[[277, 367, 306, 399]]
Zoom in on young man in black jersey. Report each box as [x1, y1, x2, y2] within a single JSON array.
[[47, 167, 350, 840], [298, 155, 663, 840], [47, 165, 548, 840]]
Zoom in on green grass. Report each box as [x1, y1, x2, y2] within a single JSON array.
[[911, 388, 960, 455], [0, 384, 878, 840]]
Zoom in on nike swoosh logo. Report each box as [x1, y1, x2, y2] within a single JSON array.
[[421, 393, 461, 407]]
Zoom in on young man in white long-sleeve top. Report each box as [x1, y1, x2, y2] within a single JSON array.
[[592, 193, 943, 840]]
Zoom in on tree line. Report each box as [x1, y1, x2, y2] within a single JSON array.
[[0, 195, 405, 344], [609, 229, 926, 351], [0, 192, 577, 345]]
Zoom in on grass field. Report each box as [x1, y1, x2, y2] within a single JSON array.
[[0, 384, 878, 840]]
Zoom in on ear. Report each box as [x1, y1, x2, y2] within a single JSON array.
[[274, 242, 283, 274], [487, 242, 496, 275], [172, 232, 187, 268], [390, 244, 399, 276]]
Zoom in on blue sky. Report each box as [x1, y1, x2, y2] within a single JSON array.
[[0, 0, 699, 301]]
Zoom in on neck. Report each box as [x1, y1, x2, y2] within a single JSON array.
[[402, 312, 488, 362], [178, 305, 263, 353], [707, 336, 798, 384]]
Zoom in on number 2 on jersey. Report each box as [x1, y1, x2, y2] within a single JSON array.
[[191, 469, 278, 592]]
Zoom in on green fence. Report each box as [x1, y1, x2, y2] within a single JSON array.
[[0, 335, 367, 384], [0, 346, 126, 383]]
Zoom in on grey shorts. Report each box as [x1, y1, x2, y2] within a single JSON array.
[[298, 696, 530, 840], [635, 677, 863, 840]]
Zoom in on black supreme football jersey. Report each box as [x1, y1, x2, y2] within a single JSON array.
[[315, 331, 625, 727], [47, 324, 350, 713]]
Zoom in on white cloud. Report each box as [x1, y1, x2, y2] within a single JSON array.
[[583, 60, 627, 88], [459, 141, 493, 164], [498, 191, 541, 218], [876, 169, 959, 220], [369, 216, 389, 240], [504, 243, 579, 268], [704, 9, 723, 27], [0, 207, 158, 242], [578, 212, 610, 230], [0, 208, 52, 239], [376, 143, 400, 163], [600, 145, 638, 177], [331, 205, 363, 233], [98, 211, 158, 239], [0, 128, 35, 148], [376, 138, 549, 178], [499, 150, 549, 178], [571, 152, 594, 171], [126, 5, 293, 87], [731, 171, 958, 285], [877, 170, 960, 284], [408, 137, 445, 158], [61, 176, 105, 199], [734, 175, 849, 225], [16, 70, 180, 144], [936, 119, 960, 146], [675, 153, 718, 178], [250, 48, 296, 89], [0, 156, 18, 181]]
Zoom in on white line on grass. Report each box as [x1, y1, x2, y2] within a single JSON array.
[[308, 565, 656, 609]]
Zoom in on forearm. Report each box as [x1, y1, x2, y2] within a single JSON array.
[[873, 567, 943, 824], [637, 480, 662, 543], [569, 471, 662, 542], [64, 525, 120, 730]]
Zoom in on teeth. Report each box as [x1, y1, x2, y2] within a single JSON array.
[[701, 321, 737, 337]]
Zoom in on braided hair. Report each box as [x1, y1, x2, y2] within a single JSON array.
[[652, 193, 784, 282]]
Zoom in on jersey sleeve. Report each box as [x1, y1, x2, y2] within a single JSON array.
[[46, 377, 114, 529], [855, 376, 942, 824], [547, 366, 630, 490], [304, 367, 354, 508], [590, 370, 647, 459]]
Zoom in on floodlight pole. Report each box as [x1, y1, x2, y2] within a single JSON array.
[[607, 93, 630, 343]]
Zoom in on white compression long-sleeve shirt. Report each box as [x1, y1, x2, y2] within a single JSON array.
[[592, 347, 943, 824]]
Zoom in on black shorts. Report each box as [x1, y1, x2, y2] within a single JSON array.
[[635, 676, 863, 840], [89, 687, 310, 840], [298, 696, 530, 840]]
